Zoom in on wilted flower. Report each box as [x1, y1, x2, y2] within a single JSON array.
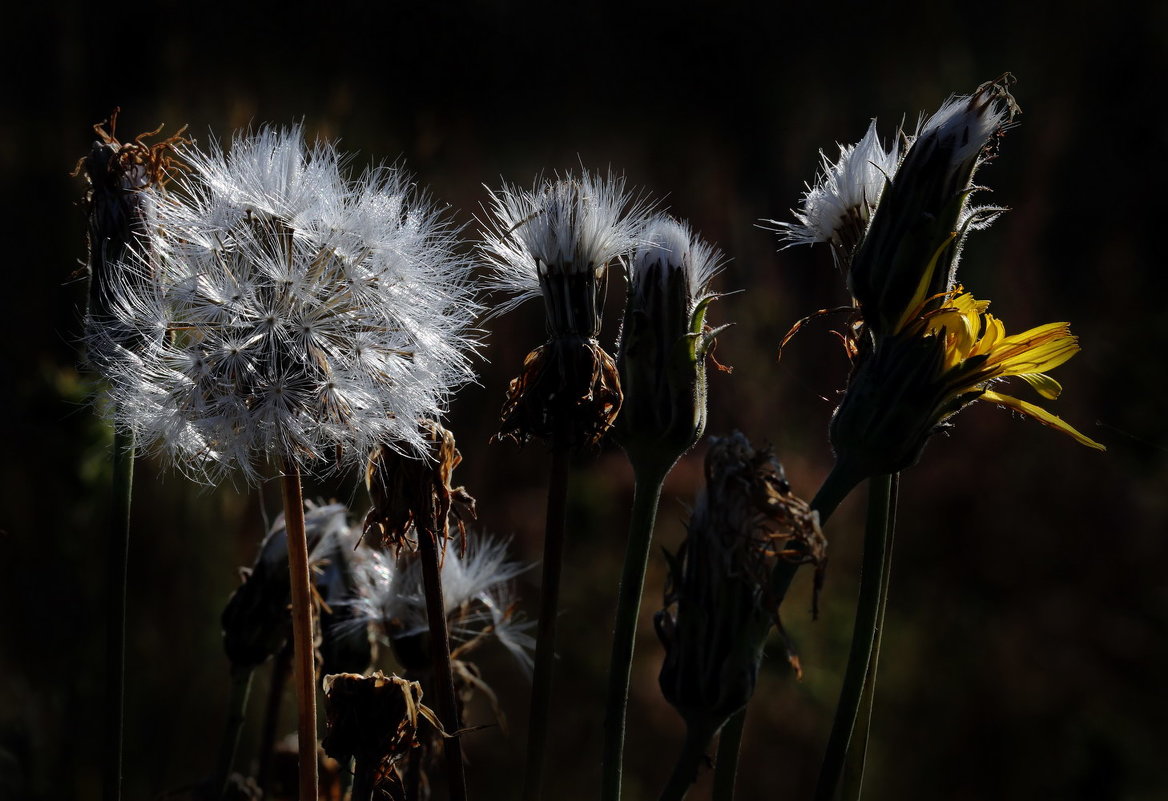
[[848, 78, 1017, 341], [656, 432, 824, 739], [322, 672, 439, 801], [830, 288, 1105, 479], [92, 126, 480, 483], [480, 170, 650, 448], [221, 502, 379, 675], [766, 119, 900, 266], [616, 215, 728, 471]]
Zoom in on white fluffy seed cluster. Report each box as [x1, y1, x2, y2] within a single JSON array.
[[92, 126, 480, 483], [479, 169, 650, 317], [630, 215, 723, 313], [768, 120, 900, 251]]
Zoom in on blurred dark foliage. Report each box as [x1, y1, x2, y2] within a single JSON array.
[[2, 1, 1166, 799]]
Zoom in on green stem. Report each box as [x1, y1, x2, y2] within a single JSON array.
[[813, 473, 894, 801], [103, 426, 135, 801], [215, 665, 255, 798], [418, 528, 469, 801], [658, 720, 715, 801], [601, 461, 669, 801], [279, 461, 319, 801], [522, 443, 571, 801], [257, 644, 291, 796], [712, 709, 745, 801], [770, 461, 863, 603], [840, 474, 899, 800]]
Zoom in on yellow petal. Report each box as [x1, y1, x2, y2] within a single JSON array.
[[1015, 372, 1063, 399], [980, 390, 1106, 450]]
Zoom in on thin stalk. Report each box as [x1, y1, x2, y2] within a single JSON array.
[[658, 719, 715, 801], [351, 755, 377, 801], [103, 426, 135, 801], [279, 461, 319, 801], [813, 474, 893, 801], [840, 473, 899, 800], [215, 664, 255, 798], [521, 442, 571, 801], [601, 461, 669, 801], [712, 710, 745, 801], [258, 644, 292, 795], [417, 528, 469, 801]]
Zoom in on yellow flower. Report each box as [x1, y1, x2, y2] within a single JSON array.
[[906, 289, 1104, 450], [828, 287, 1103, 483]]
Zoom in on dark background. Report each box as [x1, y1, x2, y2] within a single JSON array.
[[4, 2, 1166, 799]]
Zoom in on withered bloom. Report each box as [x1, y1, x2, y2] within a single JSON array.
[[363, 419, 476, 553], [322, 672, 439, 801], [74, 108, 186, 352], [221, 503, 377, 676], [481, 170, 650, 448], [656, 433, 824, 745]]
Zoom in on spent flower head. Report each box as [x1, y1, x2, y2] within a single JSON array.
[[766, 119, 900, 267], [656, 432, 824, 734], [92, 125, 480, 483], [480, 169, 651, 448], [616, 215, 728, 471]]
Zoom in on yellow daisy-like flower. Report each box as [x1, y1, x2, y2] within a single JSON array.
[[908, 289, 1104, 450], [828, 287, 1104, 484]]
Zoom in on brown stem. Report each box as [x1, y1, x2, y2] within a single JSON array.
[[280, 460, 319, 801], [418, 528, 469, 801]]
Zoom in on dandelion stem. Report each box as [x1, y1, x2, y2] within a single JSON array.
[[418, 527, 469, 801], [103, 426, 134, 801], [215, 664, 254, 798], [658, 719, 714, 801], [522, 441, 570, 801], [258, 644, 291, 795], [279, 461, 319, 801], [712, 709, 745, 801], [601, 461, 669, 801], [351, 754, 377, 801], [840, 473, 899, 800], [813, 473, 894, 801]]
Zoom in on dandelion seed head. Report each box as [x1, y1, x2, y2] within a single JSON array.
[[94, 125, 480, 483], [479, 169, 649, 317], [766, 120, 900, 260], [630, 215, 723, 314]]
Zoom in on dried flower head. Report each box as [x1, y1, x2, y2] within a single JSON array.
[[616, 215, 728, 470], [480, 170, 651, 448], [92, 125, 480, 483], [74, 109, 187, 356], [221, 502, 378, 674], [322, 672, 440, 800], [656, 432, 824, 734], [766, 119, 900, 266], [848, 77, 1017, 341]]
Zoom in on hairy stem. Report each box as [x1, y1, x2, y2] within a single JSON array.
[[103, 426, 135, 801], [522, 443, 571, 801], [841, 473, 899, 800], [813, 473, 894, 801], [601, 461, 668, 801], [215, 664, 255, 798], [713, 710, 746, 801], [280, 461, 318, 801], [418, 528, 469, 801]]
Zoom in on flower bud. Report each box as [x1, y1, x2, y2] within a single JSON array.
[[616, 216, 726, 472]]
